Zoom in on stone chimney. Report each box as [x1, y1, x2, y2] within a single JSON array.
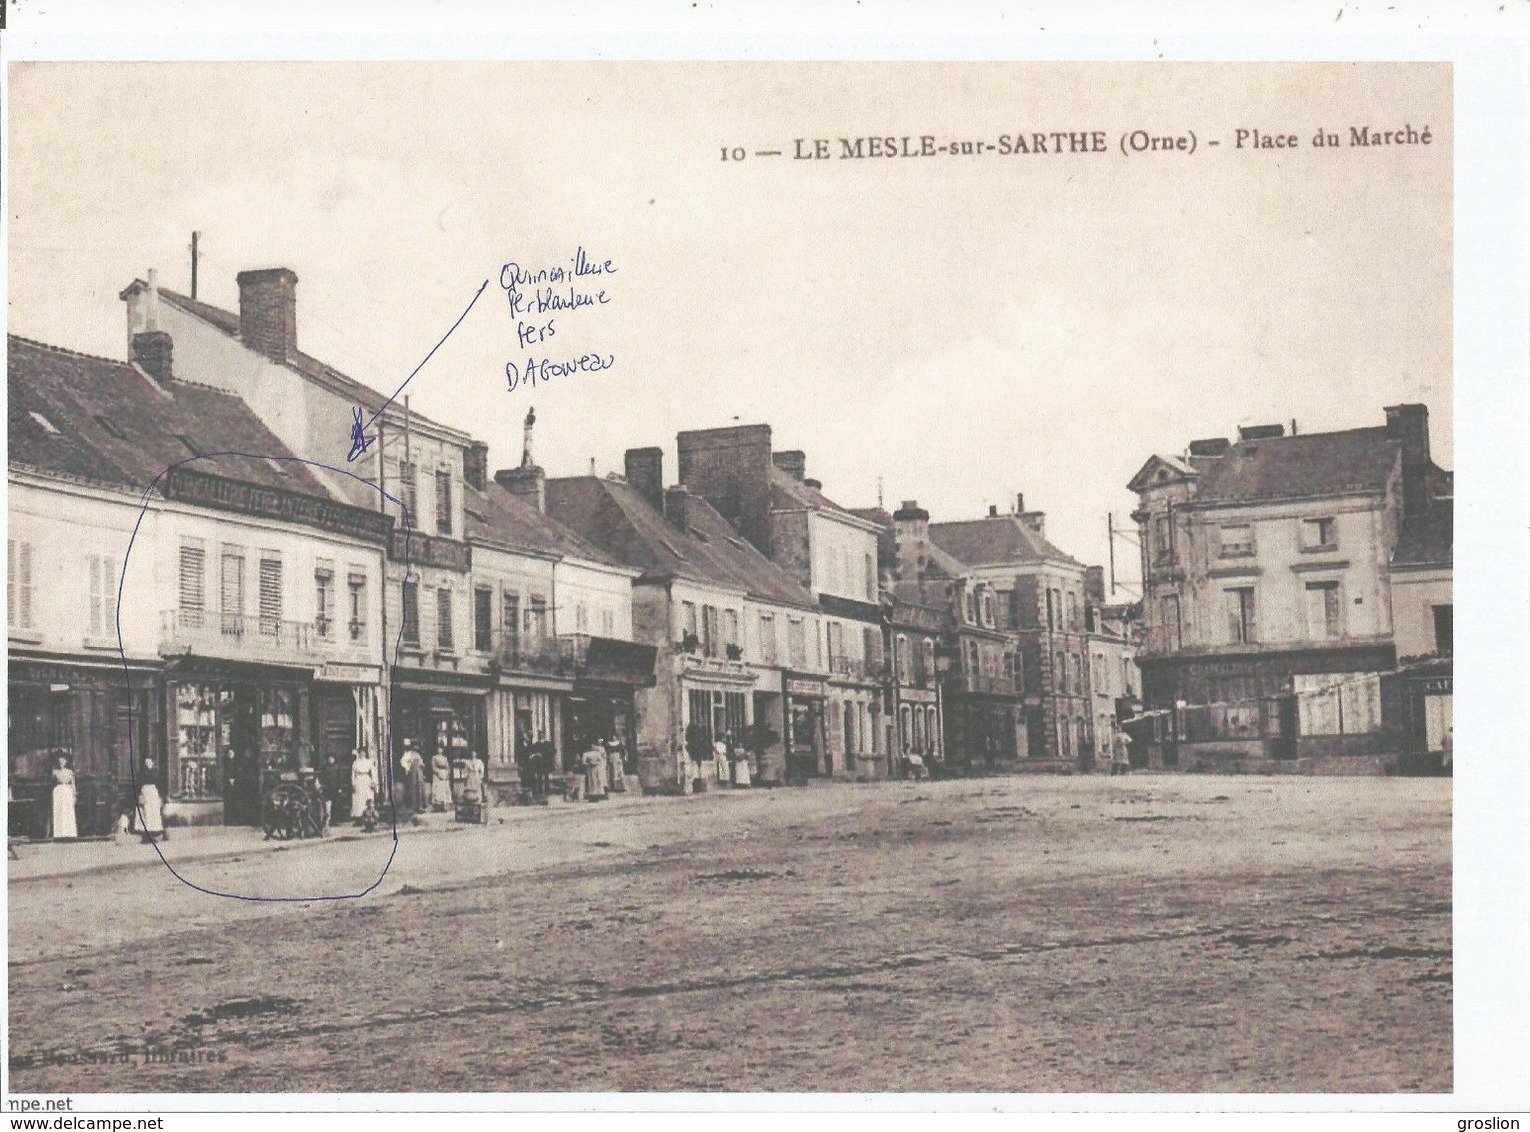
[[664, 483, 699, 531], [988, 504, 999, 518], [1188, 437, 1231, 458], [625, 447, 665, 513], [463, 441, 489, 492], [236, 268, 298, 361], [1385, 403, 1431, 519], [131, 330, 173, 384], [803, 477, 823, 491], [892, 500, 930, 580], [1014, 493, 1025, 514], [1085, 565, 1106, 606], [495, 465, 546, 513], [675, 424, 773, 554], [772, 450, 806, 481], [1237, 423, 1286, 441]]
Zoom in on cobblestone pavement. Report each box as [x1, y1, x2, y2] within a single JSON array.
[[7, 774, 1450, 1094]]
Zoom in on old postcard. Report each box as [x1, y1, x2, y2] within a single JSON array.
[[1, 44, 1523, 1118]]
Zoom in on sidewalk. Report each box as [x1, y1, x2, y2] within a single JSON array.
[[6, 788, 674, 884]]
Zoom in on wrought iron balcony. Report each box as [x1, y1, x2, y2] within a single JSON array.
[[161, 609, 320, 660], [493, 632, 656, 685], [943, 669, 1018, 697]]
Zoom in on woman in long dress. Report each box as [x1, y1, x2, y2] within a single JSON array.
[[349, 748, 378, 822], [461, 753, 488, 822], [430, 751, 453, 812], [582, 744, 608, 801], [136, 758, 166, 842], [398, 743, 426, 813], [51, 755, 78, 840], [732, 748, 752, 788]]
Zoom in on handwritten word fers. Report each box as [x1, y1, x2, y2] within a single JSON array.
[[506, 352, 615, 393]]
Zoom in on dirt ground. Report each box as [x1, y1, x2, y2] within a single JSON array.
[[6, 774, 1450, 1095]]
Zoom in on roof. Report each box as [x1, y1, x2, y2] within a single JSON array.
[[1392, 499, 1453, 568], [546, 476, 814, 608], [125, 280, 460, 437], [8, 334, 332, 499], [928, 515, 1084, 569], [463, 480, 625, 570], [1190, 427, 1400, 505], [769, 464, 871, 525]]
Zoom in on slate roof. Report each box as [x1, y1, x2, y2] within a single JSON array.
[[546, 476, 814, 608], [125, 281, 461, 436], [1190, 427, 1400, 505], [928, 515, 1084, 569], [463, 480, 625, 570], [8, 334, 332, 499], [1392, 500, 1453, 568], [769, 464, 867, 522]]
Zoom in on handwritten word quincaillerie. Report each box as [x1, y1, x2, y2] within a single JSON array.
[[500, 247, 617, 394]]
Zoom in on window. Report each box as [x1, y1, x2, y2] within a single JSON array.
[[502, 593, 520, 657], [220, 545, 245, 634], [528, 595, 548, 640], [348, 570, 367, 643], [1004, 652, 1017, 688], [759, 613, 777, 665], [576, 602, 589, 634], [437, 587, 455, 651], [258, 553, 283, 635], [179, 539, 206, 618], [863, 626, 882, 673], [922, 639, 936, 685], [1048, 588, 1062, 630], [401, 580, 421, 646], [1432, 604, 1453, 654], [398, 461, 419, 521], [1154, 514, 1172, 562], [1007, 588, 1023, 629], [1304, 581, 1341, 639], [1056, 651, 1067, 693], [865, 554, 877, 600], [474, 586, 494, 652], [983, 591, 997, 628], [1159, 594, 1182, 652], [702, 605, 720, 658], [8, 540, 35, 629], [788, 619, 807, 667], [1218, 524, 1254, 557], [601, 607, 615, 636], [1093, 652, 1107, 689], [825, 548, 839, 591], [1301, 517, 1337, 550], [1065, 591, 1079, 631], [435, 470, 453, 535], [680, 601, 699, 647], [314, 560, 334, 638], [827, 621, 844, 664], [724, 609, 740, 655], [1225, 586, 1256, 644], [900, 705, 913, 750], [926, 706, 940, 757], [88, 555, 118, 639]]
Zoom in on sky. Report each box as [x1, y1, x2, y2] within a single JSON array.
[[6, 62, 1452, 596]]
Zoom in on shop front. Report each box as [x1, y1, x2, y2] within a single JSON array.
[[165, 658, 311, 826], [1396, 663, 1453, 774], [8, 657, 160, 839], [390, 670, 491, 777], [783, 673, 828, 780], [486, 679, 567, 801]]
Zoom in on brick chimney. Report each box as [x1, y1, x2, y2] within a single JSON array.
[[625, 447, 665, 513], [495, 464, 546, 513], [236, 268, 298, 361], [664, 483, 699, 531], [772, 450, 806, 481], [1385, 403, 1431, 519], [131, 330, 173, 384], [1187, 437, 1231, 457], [892, 500, 930, 580], [463, 441, 489, 492], [675, 424, 774, 554]]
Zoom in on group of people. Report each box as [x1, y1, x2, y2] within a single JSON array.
[[395, 741, 488, 822], [684, 725, 753, 792], [570, 735, 629, 802]]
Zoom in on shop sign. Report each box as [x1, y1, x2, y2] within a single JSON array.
[[1414, 675, 1452, 695], [390, 528, 472, 572], [786, 677, 827, 698], [163, 467, 391, 543], [317, 662, 383, 685]]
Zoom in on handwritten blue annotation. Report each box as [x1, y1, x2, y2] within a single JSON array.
[[500, 246, 618, 394]]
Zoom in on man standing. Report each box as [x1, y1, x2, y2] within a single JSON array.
[[1111, 725, 1133, 776]]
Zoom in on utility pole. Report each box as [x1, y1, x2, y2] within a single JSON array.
[[190, 231, 201, 299]]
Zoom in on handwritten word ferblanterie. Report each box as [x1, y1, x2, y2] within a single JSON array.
[[500, 246, 618, 394]]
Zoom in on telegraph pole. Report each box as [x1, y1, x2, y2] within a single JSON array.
[[190, 231, 201, 299]]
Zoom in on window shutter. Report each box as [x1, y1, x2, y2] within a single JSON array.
[[437, 587, 454, 650], [259, 555, 283, 631], [89, 555, 103, 637], [179, 541, 206, 612]]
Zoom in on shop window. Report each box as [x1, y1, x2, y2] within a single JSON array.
[[1304, 581, 1342, 639], [347, 570, 367, 643], [435, 470, 453, 535], [437, 587, 455, 651], [474, 586, 494, 652], [173, 682, 222, 799], [314, 560, 334, 639], [8, 539, 35, 629], [401, 580, 421, 646], [87, 554, 118, 639]]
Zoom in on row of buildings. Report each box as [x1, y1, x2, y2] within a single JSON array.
[[7, 261, 1452, 836], [7, 265, 1140, 836]]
